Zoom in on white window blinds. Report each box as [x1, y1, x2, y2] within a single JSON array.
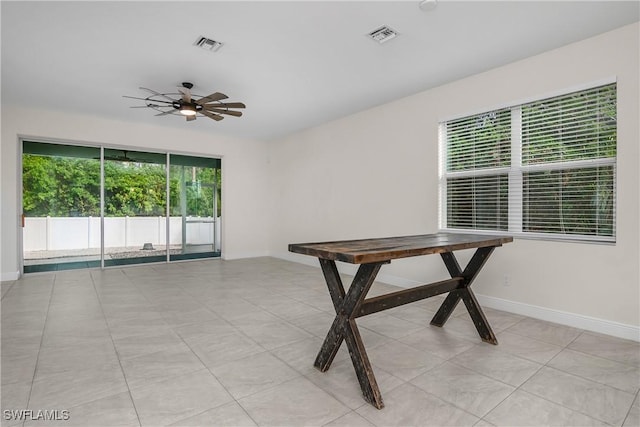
[[440, 82, 616, 242], [445, 109, 511, 172], [443, 109, 510, 231]]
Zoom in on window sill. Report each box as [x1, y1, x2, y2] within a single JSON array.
[[439, 228, 616, 245]]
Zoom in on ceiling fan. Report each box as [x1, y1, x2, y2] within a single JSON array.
[[124, 82, 245, 122]]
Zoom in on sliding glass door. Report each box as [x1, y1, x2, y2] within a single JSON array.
[[22, 142, 101, 272], [169, 155, 221, 261], [103, 149, 168, 266], [21, 141, 222, 273]]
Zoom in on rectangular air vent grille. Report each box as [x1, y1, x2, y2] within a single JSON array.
[[368, 26, 398, 44], [194, 36, 224, 52]]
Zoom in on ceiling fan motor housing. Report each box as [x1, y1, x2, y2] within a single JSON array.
[[173, 101, 202, 111]]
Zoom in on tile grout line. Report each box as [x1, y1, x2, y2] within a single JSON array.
[[438, 352, 544, 422], [22, 274, 56, 427], [90, 268, 143, 427], [120, 266, 262, 427], [474, 337, 611, 426], [511, 347, 631, 425], [170, 327, 263, 425], [513, 331, 614, 424], [174, 270, 315, 354], [427, 329, 606, 422], [1, 281, 17, 301], [565, 330, 640, 367], [167, 266, 357, 426], [621, 389, 640, 427], [545, 345, 639, 394]]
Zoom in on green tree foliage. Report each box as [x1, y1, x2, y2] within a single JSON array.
[[169, 165, 221, 218], [522, 84, 616, 164], [521, 84, 616, 236], [23, 155, 101, 217], [23, 155, 222, 218], [445, 109, 511, 231], [104, 161, 168, 216], [446, 108, 511, 172]]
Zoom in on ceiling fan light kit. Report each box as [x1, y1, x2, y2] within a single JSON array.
[[124, 82, 245, 123], [179, 105, 197, 116]]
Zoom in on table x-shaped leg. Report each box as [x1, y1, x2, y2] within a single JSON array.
[[430, 246, 498, 344], [314, 259, 385, 409]]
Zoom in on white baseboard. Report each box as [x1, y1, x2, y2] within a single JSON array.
[[273, 253, 639, 342], [276, 252, 320, 268], [222, 250, 270, 261], [1, 271, 20, 281], [475, 294, 640, 342]]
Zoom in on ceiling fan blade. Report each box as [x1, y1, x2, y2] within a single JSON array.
[[178, 87, 192, 103], [204, 102, 246, 109], [201, 110, 224, 121], [205, 108, 243, 117], [196, 92, 228, 104], [186, 115, 196, 122], [130, 103, 169, 108], [140, 87, 176, 102], [123, 95, 174, 104], [154, 110, 175, 117]]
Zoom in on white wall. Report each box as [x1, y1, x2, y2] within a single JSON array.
[[1, 108, 270, 279], [268, 23, 640, 336]]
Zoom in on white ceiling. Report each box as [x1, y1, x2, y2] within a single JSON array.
[[2, 1, 638, 141]]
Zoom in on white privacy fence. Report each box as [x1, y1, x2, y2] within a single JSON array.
[[23, 216, 221, 251]]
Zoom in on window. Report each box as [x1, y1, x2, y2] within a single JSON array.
[[440, 83, 616, 242]]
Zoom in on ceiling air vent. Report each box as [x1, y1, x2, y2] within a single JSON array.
[[194, 36, 224, 52], [368, 26, 398, 44]]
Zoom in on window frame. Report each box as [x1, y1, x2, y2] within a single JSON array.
[[438, 80, 617, 244]]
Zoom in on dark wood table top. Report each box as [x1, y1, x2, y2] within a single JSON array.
[[288, 232, 513, 264]]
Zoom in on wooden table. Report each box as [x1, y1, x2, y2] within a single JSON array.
[[288, 232, 513, 409]]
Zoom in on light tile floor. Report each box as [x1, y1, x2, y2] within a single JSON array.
[[1, 257, 639, 427]]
